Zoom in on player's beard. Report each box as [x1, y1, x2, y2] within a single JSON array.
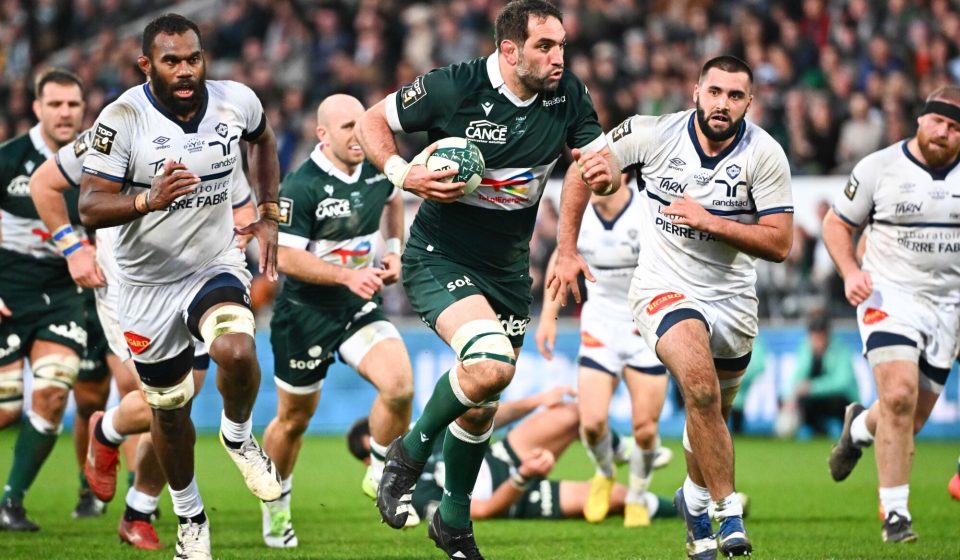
[[516, 53, 561, 93], [696, 99, 744, 143], [917, 126, 960, 168], [151, 67, 206, 118]]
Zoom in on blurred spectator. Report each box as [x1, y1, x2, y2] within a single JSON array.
[[836, 93, 883, 173], [778, 312, 859, 437], [730, 336, 768, 434]]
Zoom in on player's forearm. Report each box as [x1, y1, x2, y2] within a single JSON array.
[[702, 214, 793, 262], [78, 188, 143, 228], [247, 127, 280, 207], [540, 250, 563, 318], [821, 211, 861, 279], [357, 101, 400, 170], [277, 246, 350, 287], [471, 484, 525, 519], [381, 194, 405, 242], [493, 396, 541, 427], [557, 161, 591, 254], [29, 169, 73, 232]]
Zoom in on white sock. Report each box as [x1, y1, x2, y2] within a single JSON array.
[[268, 476, 293, 508], [626, 447, 657, 503], [682, 476, 711, 516], [583, 429, 615, 478], [370, 439, 388, 480], [125, 487, 160, 515], [101, 407, 125, 445], [169, 477, 204, 519], [220, 410, 252, 444], [879, 484, 910, 520], [643, 491, 660, 516], [850, 410, 873, 447], [713, 492, 744, 520]]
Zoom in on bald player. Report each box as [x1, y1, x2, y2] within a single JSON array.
[[260, 94, 413, 548]]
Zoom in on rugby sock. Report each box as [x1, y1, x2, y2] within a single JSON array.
[[170, 477, 205, 522], [879, 484, 910, 520], [651, 493, 679, 519], [220, 410, 252, 448], [713, 492, 744, 520], [98, 407, 125, 445], [124, 487, 160, 521], [438, 422, 492, 529], [627, 447, 657, 503], [270, 476, 293, 507], [79, 471, 90, 491], [402, 370, 470, 462], [850, 410, 873, 447], [127, 470, 135, 489], [582, 428, 615, 478], [370, 438, 388, 481], [2, 412, 58, 503], [682, 476, 711, 516]]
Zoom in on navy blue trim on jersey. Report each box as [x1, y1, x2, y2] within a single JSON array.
[[142, 83, 209, 135], [919, 358, 950, 385], [592, 189, 633, 230], [193, 351, 211, 371], [241, 113, 267, 142], [134, 345, 193, 386], [197, 169, 233, 182], [873, 219, 960, 228], [756, 206, 794, 217], [865, 331, 917, 351], [646, 187, 763, 217], [626, 363, 668, 375], [578, 356, 616, 376], [646, 189, 673, 206], [82, 168, 125, 183], [833, 207, 862, 228], [656, 308, 708, 338], [715, 353, 752, 372], [56, 155, 79, 188], [687, 112, 746, 170], [186, 273, 250, 340], [901, 140, 960, 181], [232, 194, 251, 209]]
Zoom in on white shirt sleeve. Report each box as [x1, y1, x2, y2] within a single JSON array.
[[605, 115, 658, 170], [55, 128, 92, 187], [82, 103, 134, 183], [750, 139, 794, 216], [227, 81, 267, 141], [832, 154, 880, 226], [231, 167, 252, 208]]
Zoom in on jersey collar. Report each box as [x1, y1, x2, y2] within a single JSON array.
[[686, 110, 746, 170], [310, 143, 363, 184], [28, 125, 54, 159], [142, 82, 209, 134], [486, 51, 538, 108], [901, 139, 960, 181]]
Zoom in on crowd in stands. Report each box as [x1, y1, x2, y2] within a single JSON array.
[[4, 0, 952, 319]]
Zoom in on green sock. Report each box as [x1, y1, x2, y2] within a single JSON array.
[[2, 416, 58, 503], [79, 471, 90, 492], [654, 495, 679, 519], [437, 424, 490, 529], [402, 371, 470, 462], [127, 470, 135, 489]]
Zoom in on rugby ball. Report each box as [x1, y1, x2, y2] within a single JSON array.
[[425, 137, 485, 196]]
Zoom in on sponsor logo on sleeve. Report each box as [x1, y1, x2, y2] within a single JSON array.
[[400, 76, 427, 109], [123, 331, 151, 355], [278, 197, 293, 226], [93, 123, 117, 155], [73, 130, 92, 157], [646, 292, 685, 315], [844, 175, 859, 201], [611, 119, 633, 142], [862, 308, 888, 325]]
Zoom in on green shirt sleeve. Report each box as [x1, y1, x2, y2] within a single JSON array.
[[565, 78, 604, 151], [393, 66, 460, 134]]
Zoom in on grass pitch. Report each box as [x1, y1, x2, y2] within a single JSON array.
[[1, 430, 957, 559]]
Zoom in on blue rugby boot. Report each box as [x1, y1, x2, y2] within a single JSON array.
[[674, 488, 717, 559]]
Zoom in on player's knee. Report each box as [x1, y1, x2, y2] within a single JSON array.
[[379, 376, 413, 410], [141, 372, 195, 411], [451, 319, 516, 395], [580, 413, 609, 442], [460, 406, 496, 432], [879, 383, 917, 418], [200, 302, 255, 350], [32, 354, 80, 392], [277, 409, 311, 439], [210, 333, 257, 373], [684, 381, 720, 411], [152, 406, 191, 435], [631, 419, 658, 449], [465, 359, 515, 395], [0, 367, 24, 424], [32, 385, 70, 419]]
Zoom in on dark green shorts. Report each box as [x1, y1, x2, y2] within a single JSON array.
[[491, 439, 562, 519], [78, 292, 110, 382], [270, 294, 387, 391], [401, 242, 532, 347], [0, 283, 86, 368]]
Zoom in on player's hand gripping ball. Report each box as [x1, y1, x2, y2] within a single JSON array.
[[424, 137, 485, 196]]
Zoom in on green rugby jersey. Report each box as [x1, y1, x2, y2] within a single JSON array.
[[277, 145, 396, 309], [386, 53, 605, 274], [0, 126, 83, 291]]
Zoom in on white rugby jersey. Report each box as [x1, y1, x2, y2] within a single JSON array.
[[607, 110, 793, 300], [58, 126, 253, 283], [832, 141, 960, 301], [81, 80, 265, 285], [578, 190, 642, 320]]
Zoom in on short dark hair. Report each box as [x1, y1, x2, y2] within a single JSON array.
[[346, 417, 370, 462], [700, 55, 753, 85], [494, 0, 562, 48], [142, 13, 202, 56], [34, 68, 84, 99]]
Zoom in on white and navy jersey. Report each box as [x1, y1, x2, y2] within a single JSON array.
[[833, 141, 960, 301], [57, 128, 252, 284], [577, 190, 642, 321], [608, 110, 793, 301], [81, 80, 265, 285]]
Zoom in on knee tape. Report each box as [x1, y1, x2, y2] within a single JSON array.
[[450, 319, 516, 368], [27, 409, 62, 435], [31, 354, 80, 390], [141, 371, 195, 410], [682, 423, 692, 453], [0, 368, 24, 411], [199, 304, 255, 347], [719, 375, 744, 410], [866, 345, 920, 369]]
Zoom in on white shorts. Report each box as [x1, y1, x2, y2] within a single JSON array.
[[857, 280, 959, 394], [578, 308, 664, 377], [629, 285, 757, 371], [118, 250, 251, 383]]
